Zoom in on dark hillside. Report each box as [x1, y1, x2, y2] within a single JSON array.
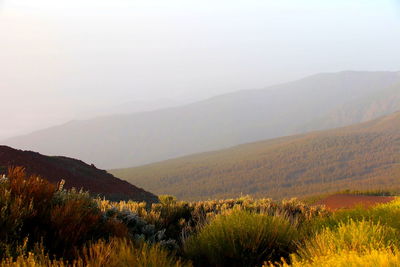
[[0, 146, 158, 202]]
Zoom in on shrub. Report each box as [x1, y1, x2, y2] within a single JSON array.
[[0, 172, 330, 266], [151, 196, 194, 241], [0, 238, 191, 267], [304, 198, 400, 236], [0, 167, 55, 257], [7, 167, 55, 208], [366, 198, 400, 230], [104, 208, 177, 249], [0, 187, 33, 249], [0, 252, 68, 267], [296, 220, 399, 262], [98, 196, 327, 245], [79, 238, 191, 267], [0, 167, 134, 260], [48, 194, 106, 257], [184, 210, 298, 267], [266, 249, 400, 267]]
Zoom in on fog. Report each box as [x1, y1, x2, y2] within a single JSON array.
[[1, 0, 400, 139]]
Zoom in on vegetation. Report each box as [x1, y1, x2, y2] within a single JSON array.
[[297, 220, 399, 260], [273, 249, 400, 267], [111, 111, 400, 201], [0, 145, 158, 202], [1, 166, 400, 266], [300, 189, 399, 205], [184, 210, 298, 266], [0, 239, 189, 267]]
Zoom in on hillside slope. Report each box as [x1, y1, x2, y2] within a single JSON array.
[[300, 84, 400, 132], [0, 146, 158, 202], [4, 71, 400, 168], [111, 112, 400, 201]]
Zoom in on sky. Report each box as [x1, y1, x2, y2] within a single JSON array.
[[1, 0, 400, 139]]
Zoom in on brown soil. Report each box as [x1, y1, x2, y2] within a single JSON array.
[[0, 145, 158, 202], [316, 194, 395, 210]]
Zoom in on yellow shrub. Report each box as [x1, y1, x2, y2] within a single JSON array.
[[267, 249, 400, 267], [0, 238, 191, 267], [80, 238, 191, 267], [297, 219, 399, 261]]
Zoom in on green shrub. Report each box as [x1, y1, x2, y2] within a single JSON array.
[[184, 210, 298, 267], [304, 198, 400, 236]]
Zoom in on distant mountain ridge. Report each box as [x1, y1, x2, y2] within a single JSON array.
[[3, 71, 400, 168], [0, 146, 158, 202], [111, 111, 400, 200], [299, 83, 400, 132]]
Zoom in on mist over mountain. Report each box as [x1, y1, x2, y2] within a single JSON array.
[[299, 83, 400, 132], [3, 71, 400, 169], [79, 97, 192, 119], [111, 111, 400, 200]]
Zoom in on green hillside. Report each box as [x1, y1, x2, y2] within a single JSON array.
[[111, 111, 400, 200]]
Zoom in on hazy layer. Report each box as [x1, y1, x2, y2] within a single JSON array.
[[5, 71, 400, 168], [1, 0, 400, 139]]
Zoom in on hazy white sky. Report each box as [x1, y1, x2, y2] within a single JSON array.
[[1, 0, 400, 139]]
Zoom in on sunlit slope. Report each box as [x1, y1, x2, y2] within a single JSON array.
[[4, 71, 400, 168], [111, 112, 400, 200]]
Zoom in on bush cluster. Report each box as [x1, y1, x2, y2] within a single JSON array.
[[0, 238, 191, 267], [0, 167, 129, 259], [2, 166, 400, 267], [0, 167, 178, 263], [184, 210, 298, 266], [98, 195, 327, 242], [268, 200, 400, 267]]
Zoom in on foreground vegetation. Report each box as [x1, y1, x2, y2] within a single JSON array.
[[1, 167, 400, 266]]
